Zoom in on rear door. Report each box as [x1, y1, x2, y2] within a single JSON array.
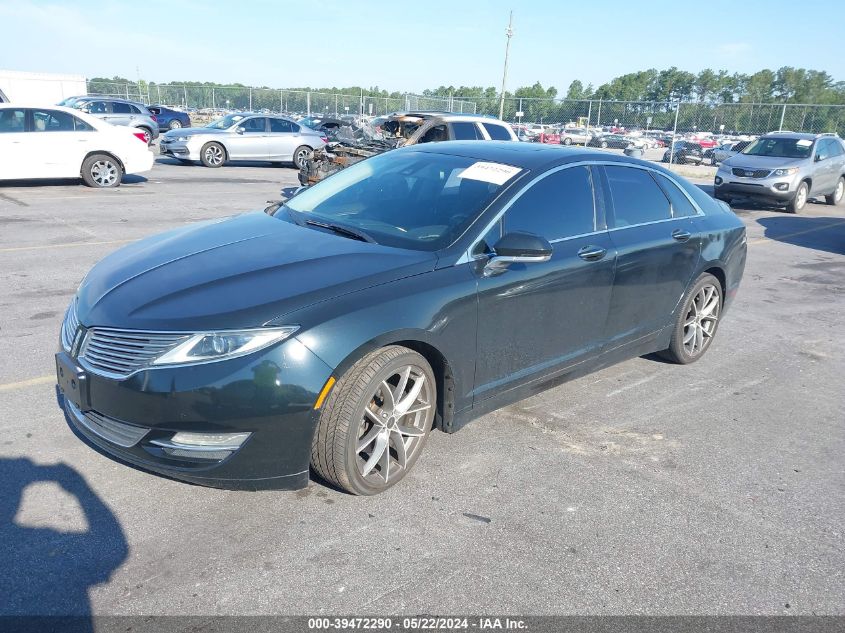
[[109, 101, 134, 127], [28, 108, 99, 177], [225, 116, 269, 160], [267, 118, 300, 160], [599, 164, 701, 348]]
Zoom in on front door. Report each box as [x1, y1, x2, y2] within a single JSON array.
[[599, 165, 701, 348], [0, 108, 30, 179], [473, 165, 617, 402], [226, 116, 270, 160]]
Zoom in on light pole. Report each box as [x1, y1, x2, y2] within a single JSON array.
[[498, 11, 514, 121]]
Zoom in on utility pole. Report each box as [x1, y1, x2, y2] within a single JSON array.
[[498, 11, 514, 121]]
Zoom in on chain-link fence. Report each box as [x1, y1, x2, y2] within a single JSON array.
[[85, 81, 476, 118], [84, 80, 845, 136]]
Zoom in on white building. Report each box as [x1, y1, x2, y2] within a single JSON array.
[[0, 70, 87, 103]]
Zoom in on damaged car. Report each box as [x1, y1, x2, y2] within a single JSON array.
[[299, 112, 517, 186]]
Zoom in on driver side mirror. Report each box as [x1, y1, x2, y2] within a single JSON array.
[[483, 232, 553, 277], [236, 126, 245, 135], [815, 153, 826, 162]]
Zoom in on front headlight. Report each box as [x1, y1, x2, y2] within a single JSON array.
[[772, 167, 799, 176], [152, 326, 299, 366], [167, 135, 189, 142]]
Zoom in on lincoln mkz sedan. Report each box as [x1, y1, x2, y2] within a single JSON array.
[[57, 142, 746, 495]]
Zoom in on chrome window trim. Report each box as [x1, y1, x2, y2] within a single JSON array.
[[456, 160, 705, 265]]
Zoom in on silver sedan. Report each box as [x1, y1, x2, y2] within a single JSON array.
[[160, 113, 327, 168]]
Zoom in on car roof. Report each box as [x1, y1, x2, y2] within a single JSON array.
[[402, 140, 671, 172], [761, 131, 823, 141]]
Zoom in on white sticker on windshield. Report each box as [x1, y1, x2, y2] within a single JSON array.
[[458, 162, 522, 185], [796, 139, 812, 147]]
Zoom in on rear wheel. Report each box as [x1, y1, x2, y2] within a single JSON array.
[[786, 181, 809, 213], [138, 127, 152, 145], [293, 145, 312, 170], [169, 119, 182, 130], [311, 346, 436, 495], [600, 141, 608, 148], [81, 153, 123, 188], [563, 137, 572, 145], [825, 177, 844, 206], [659, 273, 722, 364], [200, 142, 226, 168]]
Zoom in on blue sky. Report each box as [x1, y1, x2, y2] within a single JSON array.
[[1, 0, 842, 93]]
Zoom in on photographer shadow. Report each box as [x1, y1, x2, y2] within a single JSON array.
[[0, 457, 128, 632]]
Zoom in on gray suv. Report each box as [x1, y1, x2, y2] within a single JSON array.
[[71, 97, 159, 144], [714, 132, 845, 212]]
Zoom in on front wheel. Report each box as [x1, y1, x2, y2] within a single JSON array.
[[311, 346, 436, 495], [659, 273, 723, 364], [81, 154, 123, 188], [600, 141, 608, 148], [563, 137, 572, 146], [293, 145, 312, 170], [825, 177, 844, 206], [200, 142, 226, 168], [169, 119, 182, 130], [787, 181, 809, 213]]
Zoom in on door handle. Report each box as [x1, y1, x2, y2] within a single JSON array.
[[578, 245, 607, 261], [672, 229, 692, 242]]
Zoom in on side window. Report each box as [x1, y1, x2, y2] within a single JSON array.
[[829, 139, 845, 157], [604, 165, 671, 227], [503, 166, 596, 240], [73, 116, 94, 132], [482, 123, 513, 141], [451, 121, 483, 140], [32, 109, 77, 132], [128, 104, 143, 114], [111, 102, 132, 114], [653, 173, 698, 218], [269, 118, 294, 133], [242, 117, 267, 133], [87, 101, 109, 114], [419, 124, 448, 143], [816, 139, 831, 160], [0, 109, 26, 133]]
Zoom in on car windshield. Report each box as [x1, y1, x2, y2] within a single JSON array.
[[742, 137, 813, 158], [298, 117, 321, 129], [277, 151, 522, 251], [205, 114, 246, 130]]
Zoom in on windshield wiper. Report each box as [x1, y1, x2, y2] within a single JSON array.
[[304, 219, 376, 243]]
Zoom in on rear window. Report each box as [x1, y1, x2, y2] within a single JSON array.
[[482, 123, 512, 141], [148, 107, 161, 115], [112, 102, 132, 114]]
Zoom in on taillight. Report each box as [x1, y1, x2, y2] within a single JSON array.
[[150, 114, 158, 122], [133, 132, 147, 143], [320, 136, 328, 143]]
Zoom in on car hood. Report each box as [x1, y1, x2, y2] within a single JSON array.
[[723, 155, 804, 169], [77, 212, 437, 331]]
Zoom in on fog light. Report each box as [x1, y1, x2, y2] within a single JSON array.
[[774, 182, 789, 191], [714, 176, 723, 185], [170, 432, 250, 449]]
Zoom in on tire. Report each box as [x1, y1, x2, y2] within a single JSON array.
[[311, 346, 436, 495], [659, 273, 723, 365], [80, 153, 123, 188], [138, 127, 152, 145], [600, 141, 608, 148], [200, 142, 226, 168], [563, 137, 572, 145], [292, 145, 312, 170], [786, 181, 809, 213], [169, 119, 182, 130], [824, 176, 844, 206]]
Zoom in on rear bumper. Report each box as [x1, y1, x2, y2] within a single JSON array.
[[123, 149, 155, 175]]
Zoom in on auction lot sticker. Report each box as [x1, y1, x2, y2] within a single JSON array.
[[458, 162, 522, 185]]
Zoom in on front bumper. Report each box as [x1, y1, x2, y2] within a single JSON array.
[[159, 140, 198, 160], [56, 337, 333, 490], [714, 170, 799, 202]]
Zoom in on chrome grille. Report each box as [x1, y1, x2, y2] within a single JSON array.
[[732, 167, 771, 178], [61, 298, 80, 352], [66, 400, 149, 447], [80, 328, 191, 378]]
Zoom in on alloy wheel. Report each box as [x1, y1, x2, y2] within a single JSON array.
[[170, 120, 182, 130], [90, 160, 119, 187], [294, 148, 310, 169], [142, 129, 151, 144], [682, 284, 720, 357], [355, 365, 433, 486], [796, 184, 808, 209], [204, 145, 224, 166], [836, 180, 844, 203]]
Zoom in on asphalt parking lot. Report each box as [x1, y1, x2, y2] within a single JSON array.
[[1, 152, 843, 617]]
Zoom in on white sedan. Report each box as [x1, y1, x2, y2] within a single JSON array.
[[0, 104, 154, 187]]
